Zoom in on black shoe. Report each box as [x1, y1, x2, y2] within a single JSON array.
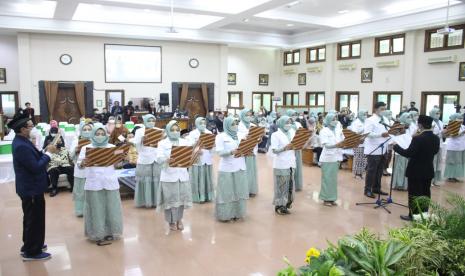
[[20, 244, 47, 256], [374, 190, 388, 196], [364, 192, 375, 198], [49, 190, 58, 197], [400, 215, 413, 221], [286, 202, 293, 209], [282, 208, 291, 215], [275, 207, 287, 215]]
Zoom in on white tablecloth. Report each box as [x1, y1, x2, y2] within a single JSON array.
[[0, 154, 14, 184]]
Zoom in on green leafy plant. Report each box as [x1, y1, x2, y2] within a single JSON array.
[[439, 239, 465, 276]]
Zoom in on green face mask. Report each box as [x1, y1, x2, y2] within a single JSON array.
[[94, 136, 107, 144], [146, 122, 155, 128], [81, 130, 92, 138]]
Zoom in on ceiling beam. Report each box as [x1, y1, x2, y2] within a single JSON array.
[[54, 0, 80, 20]]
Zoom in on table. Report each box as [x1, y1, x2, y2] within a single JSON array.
[[115, 168, 136, 190], [0, 154, 14, 184]]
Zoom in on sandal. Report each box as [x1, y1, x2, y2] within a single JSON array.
[[177, 221, 184, 231], [330, 201, 338, 206], [169, 223, 178, 231], [96, 240, 112, 246], [323, 201, 333, 207]]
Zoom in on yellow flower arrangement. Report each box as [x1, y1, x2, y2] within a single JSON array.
[[304, 247, 320, 264]]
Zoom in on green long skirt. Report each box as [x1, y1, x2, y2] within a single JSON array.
[[444, 150, 465, 179], [245, 155, 258, 195], [319, 162, 339, 202], [432, 148, 443, 184], [273, 168, 294, 207], [190, 164, 214, 203], [392, 155, 408, 190], [72, 177, 86, 217], [134, 162, 161, 208], [84, 189, 123, 241], [156, 180, 193, 211], [294, 150, 303, 191], [215, 170, 248, 221]]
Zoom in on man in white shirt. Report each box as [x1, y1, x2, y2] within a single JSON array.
[[363, 102, 390, 198]]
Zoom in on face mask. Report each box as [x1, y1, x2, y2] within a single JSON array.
[[94, 135, 107, 144], [380, 111, 389, 117], [51, 133, 57, 137], [146, 122, 155, 128], [230, 125, 238, 132], [330, 121, 338, 127], [198, 124, 206, 131], [283, 124, 291, 131], [244, 116, 253, 122], [292, 116, 298, 121], [171, 131, 180, 139], [299, 116, 304, 119], [405, 118, 413, 125], [81, 130, 92, 138], [116, 123, 122, 128]]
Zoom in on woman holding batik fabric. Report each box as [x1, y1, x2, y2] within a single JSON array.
[[78, 124, 123, 245], [237, 108, 258, 197], [430, 108, 444, 185], [444, 113, 465, 182], [70, 122, 93, 217], [348, 110, 368, 178], [286, 109, 303, 191], [319, 113, 344, 207], [270, 116, 296, 215], [392, 112, 413, 191], [133, 114, 163, 208], [187, 117, 214, 203], [215, 116, 249, 222], [156, 120, 193, 232]]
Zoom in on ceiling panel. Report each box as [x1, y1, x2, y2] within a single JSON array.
[[0, 0, 57, 19]]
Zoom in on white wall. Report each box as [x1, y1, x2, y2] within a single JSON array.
[[0, 35, 19, 92]]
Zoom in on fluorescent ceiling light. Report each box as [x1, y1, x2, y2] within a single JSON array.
[[382, 0, 461, 15], [243, 18, 250, 22], [286, 23, 295, 27], [0, 0, 57, 19], [338, 10, 349, 14], [328, 11, 371, 28], [73, 3, 223, 29], [100, 0, 272, 14], [286, 1, 301, 8]]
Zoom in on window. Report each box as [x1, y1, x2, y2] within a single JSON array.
[[375, 34, 405, 56], [373, 92, 403, 118], [421, 92, 460, 124], [0, 91, 19, 118], [337, 41, 361, 60], [425, 24, 465, 51], [306, 92, 325, 114], [306, 46, 326, 63], [227, 91, 243, 114], [252, 92, 274, 112], [336, 92, 359, 114], [283, 92, 299, 106], [283, 50, 300, 65]]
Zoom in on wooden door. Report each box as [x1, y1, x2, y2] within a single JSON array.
[[181, 88, 206, 127], [52, 86, 82, 124]]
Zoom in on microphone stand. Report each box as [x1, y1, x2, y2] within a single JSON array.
[[378, 152, 408, 210], [355, 136, 392, 213]]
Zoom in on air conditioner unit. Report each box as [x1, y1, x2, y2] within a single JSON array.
[[283, 68, 297, 75], [307, 66, 322, 73], [376, 60, 400, 68], [338, 63, 356, 71], [427, 55, 457, 64]]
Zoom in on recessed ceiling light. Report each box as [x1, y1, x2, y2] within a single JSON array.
[[286, 1, 301, 8], [338, 10, 349, 14], [144, 9, 150, 12], [243, 18, 250, 22], [286, 23, 294, 27]]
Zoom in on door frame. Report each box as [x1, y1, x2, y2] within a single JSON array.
[[252, 91, 274, 111], [0, 91, 19, 118], [105, 89, 125, 110], [335, 91, 359, 112], [420, 91, 460, 118]]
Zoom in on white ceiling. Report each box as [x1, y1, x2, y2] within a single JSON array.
[[0, 0, 464, 48]]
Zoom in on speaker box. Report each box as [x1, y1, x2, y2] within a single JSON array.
[[159, 93, 169, 106]]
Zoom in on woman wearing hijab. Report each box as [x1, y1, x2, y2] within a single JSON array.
[[348, 110, 368, 178], [319, 113, 344, 207], [106, 117, 116, 135], [270, 116, 296, 215], [156, 120, 193, 232], [109, 116, 129, 146], [77, 124, 123, 245], [391, 112, 413, 191], [238, 109, 258, 197], [215, 116, 248, 222], [42, 127, 65, 150], [187, 117, 214, 203], [286, 109, 303, 191], [429, 108, 444, 185], [69, 122, 93, 217], [133, 114, 163, 208], [443, 113, 465, 182]]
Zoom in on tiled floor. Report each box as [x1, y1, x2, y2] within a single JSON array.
[[0, 154, 463, 276]]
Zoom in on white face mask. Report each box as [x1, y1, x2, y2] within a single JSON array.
[[81, 130, 92, 138], [146, 122, 155, 128], [198, 123, 206, 131], [230, 125, 238, 132], [94, 135, 107, 143], [244, 116, 253, 123], [51, 133, 57, 137], [171, 131, 180, 139], [283, 124, 291, 131]]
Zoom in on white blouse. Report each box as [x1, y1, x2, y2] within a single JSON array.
[[77, 144, 120, 191], [187, 128, 213, 166], [363, 114, 389, 155], [133, 127, 164, 164], [270, 129, 296, 169], [446, 125, 465, 151], [319, 127, 344, 162], [215, 133, 246, 172], [156, 137, 191, 182], [70, 138, 87, 178]]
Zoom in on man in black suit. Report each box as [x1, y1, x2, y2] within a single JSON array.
[[407, 101, 419, 112], [111, 101, 123, 117], [393, 115, 440, 221], [123, 101, 135, 122], [24, 102, 35, 124]]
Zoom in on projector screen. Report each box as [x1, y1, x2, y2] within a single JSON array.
[[104, 44, 162, 83]]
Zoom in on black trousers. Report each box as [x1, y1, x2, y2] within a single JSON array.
[[21, 194, 46, 256], [364, 155, 385, 193], [407, 177, 432, 216], [384, 149, 393, 170], [48, 166, 74, 190], [313, 147, 322, 162]]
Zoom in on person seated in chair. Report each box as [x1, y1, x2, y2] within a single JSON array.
[[47, 140, 74, 197], [42, 127, 65, 150]]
